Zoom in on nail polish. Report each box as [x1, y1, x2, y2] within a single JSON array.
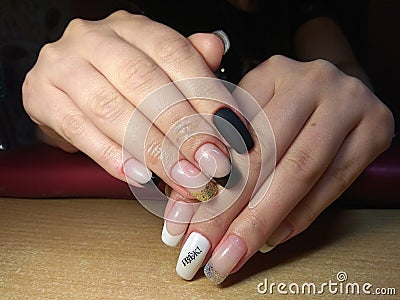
[[142, 173, 162, 188], [259, 221, 293, 253], [162, 200, 194, 247], [195, 143, 233, 188], [171, 160, 218, 202], [176, 232, 210, 280], [204, 235, 247, 284], [124, 157, 152, 184], [212, 30, 230, 54], [162, 221, 186, 247], [213, 107, 254, 154]]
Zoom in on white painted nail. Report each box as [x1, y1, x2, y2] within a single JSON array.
[[161, 221, 185, 247], [259, 244, 274, 253], [176, 232, 210, 280]]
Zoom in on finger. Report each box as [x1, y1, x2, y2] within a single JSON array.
[[162, 189, 199, 247], [188, 32, 226, 72], [65, 19, 236, 187], [261, 103, 394, 253], [174, 133, 264, 280], [105, 13, 254, 155], [201, 86, 391, 284], [25, 83, 126, 182], [178, 73, 367, 282]]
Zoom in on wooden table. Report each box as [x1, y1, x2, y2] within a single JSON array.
[[1, 198, 399, 299]]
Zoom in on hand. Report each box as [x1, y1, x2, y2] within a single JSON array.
[[162, 55, 395, 283], [22, 11, 252, 200]]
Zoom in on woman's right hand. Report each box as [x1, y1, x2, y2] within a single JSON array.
[[22, 11, 250, 199]]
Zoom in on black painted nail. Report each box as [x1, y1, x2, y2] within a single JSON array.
[[213, 107, 254, 154]]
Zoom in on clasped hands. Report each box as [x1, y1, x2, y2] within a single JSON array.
[[22, 11, 394, 284]]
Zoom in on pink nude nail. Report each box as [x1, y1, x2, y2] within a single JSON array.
[[171, 160, 217, 202], [195, 143, 231, 179], [124, 157, 152, 184], [204, 235, 247, 284], [162, 199, 196, 247]]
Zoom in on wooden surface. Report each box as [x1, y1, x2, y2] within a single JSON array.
[[0, 198, 399, 300]]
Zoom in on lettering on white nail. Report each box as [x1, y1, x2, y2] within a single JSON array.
[[181, 245, 203, 267]]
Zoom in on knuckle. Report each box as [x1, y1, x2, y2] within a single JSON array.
[[97, 142, 120, 166], [331, 162, 355, 192], [59, 112, 87, 141], [154, 33, 194, 65], [144, 137, 164, 167], [168, 116, 204, 146], [266, 54, 286, 66], [88, 89, 125, 122], [244, 210, 270, 239], [306, 59, 338, 83], [65, 18, 91, 36], [343, 76, 368, 101], [369, 103, 395, 152], [108, 9, 131, 19], [281, 145, 318, 183], [117, 57, 159, 94], [38, 42, 59, 62]]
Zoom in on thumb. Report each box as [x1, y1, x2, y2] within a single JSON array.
[[188, 31, 229, 72]]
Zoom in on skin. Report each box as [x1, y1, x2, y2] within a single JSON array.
[[22, 11, 395, 280]]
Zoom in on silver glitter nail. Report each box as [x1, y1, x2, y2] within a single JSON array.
[[204, 262, 226, 284], [212, 30, 230, 55]]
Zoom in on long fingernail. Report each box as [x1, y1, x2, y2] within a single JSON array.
[[213, 107, 254, 154], [124, 158, 152, 185], [162, 200, 194, 247], [171, 160, 218, 202], [259, 221, 293, 253], [212, 30, 230, 54], [204, 235, 247, 284], [142, 173, 162, 188], [195, 143, 232, 187], [176, 232, 210, 280]]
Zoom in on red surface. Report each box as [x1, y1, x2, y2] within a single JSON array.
[[0, 143, 399, 208]]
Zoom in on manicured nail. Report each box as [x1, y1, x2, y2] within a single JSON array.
[[204, 235, 247, 284], [212, 30, 230, 54], [162, 221, 186, 247], [259, 221, 293, 253], [213, 107, 254, 154], [195, 143, 232, 187], [171, 160, 218, 202], [162, 200, 194, 247], [124, 157, 152, 185], [142, 173, 162, 188], [176, 232, 210, 280]]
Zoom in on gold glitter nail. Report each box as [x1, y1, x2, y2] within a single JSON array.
[[190, 182, 218, 202]]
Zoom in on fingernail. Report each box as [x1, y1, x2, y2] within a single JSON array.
[[213, 107, 254, 154], [142, 173, 162, 188], [212, 30, 230, 54], [259, 221, 293, 253], [195, 143, 231, 187], [162, 221, 186, 247], [176, 232, 210, 280], [171, 160, 218, 202], [124, 157, 152, 185], [204, 235, 247, 284], [162, 201, 194, 247]]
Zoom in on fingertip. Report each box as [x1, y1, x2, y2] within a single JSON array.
[[188, 33, 225, 72]]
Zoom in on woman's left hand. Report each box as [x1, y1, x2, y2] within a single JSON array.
[[162, 55, 395, 283]]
